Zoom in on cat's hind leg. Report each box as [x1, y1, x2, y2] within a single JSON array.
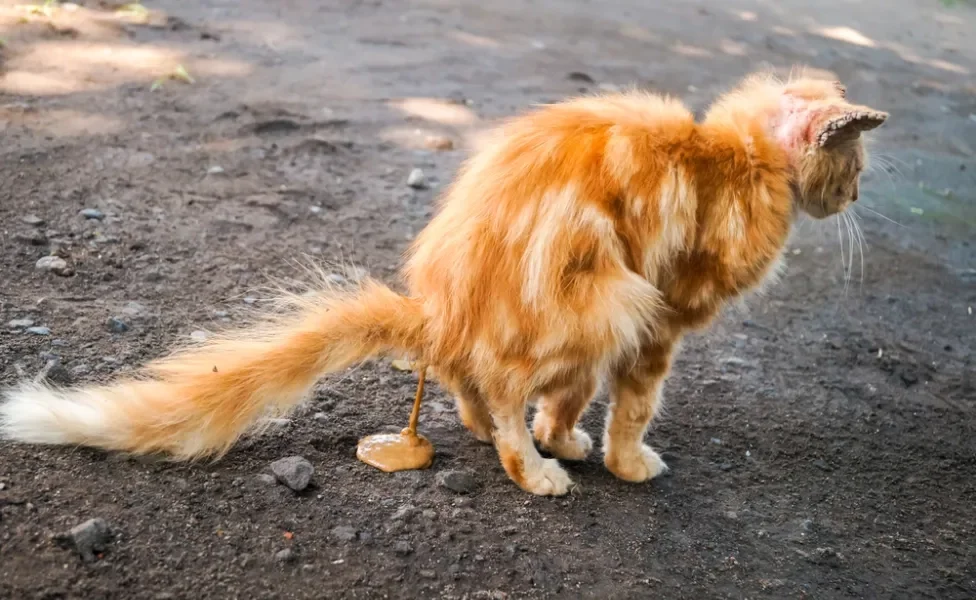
[[532, 375, 597, 460], [603, 340, 675, 482], [455, 390, 493, 443]]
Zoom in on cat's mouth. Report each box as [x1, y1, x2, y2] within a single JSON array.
[[800, 199, 850, 220]]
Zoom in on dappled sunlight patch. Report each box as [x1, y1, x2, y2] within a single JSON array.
[[670, 42, 711, 58], [448, 30, 501, 49], [390, 97, 479, 126], [1, 39, 183, 93], [813, 25, 877, 48], [618, 24, 658, 43], [377, 125, 459, 152], [718, 39, 748, 57], [188, 56, 252, 78], [1, 107, 125, 137]]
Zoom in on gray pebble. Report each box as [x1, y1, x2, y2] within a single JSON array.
[[43, 362, 74, 386], [79, 208, 105, 220], [71, 364, 92, 377], [312, 412, 328, 422], [22, 214, 45, 226], [436, 469, 478, 494], [393, 540, 413, 555], [189, 330, 208, 342], [106, 317, 129, 333], [407, 168, 428, 189], [8, 318, 34, 329], [35, 256, 68, 273], [274, 548, 295, 563], [243, 296, 257, 305], [330, 525, 358, 542], [270, 456, 314, 491], [391, 504, 417, 521], [254, 473, 276, 486], [121, 301, 149, 318], [61, 518, 112, 562], [26, 326, 51, 336]]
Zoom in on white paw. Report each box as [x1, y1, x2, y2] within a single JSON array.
[[539, 428, 593, 461], [605, 444, 668, 483], [523, 458, 574, 496]]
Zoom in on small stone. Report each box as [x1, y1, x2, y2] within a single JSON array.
[[106, 317, 129, 334], [35, 256, 69, 274], [207, 165, 225, 175], [710, 437, 722, 445], [60, 518, 112, 562], [421, 509, 437, 520], [22, 214, 45, 226], [254, 473, 276, 486], [213, 310, 229, 318], [121, 301, 149, 318], [270, 456, 314, 491], [424, 135, 454, 151], [71, 364, 91, 377], [810, 546, 844, 567], [436, 469, 478, 494], [79, 208, 105, 220], [312, 412, 328, 422], [43, 362, 74, 386], [419, 569, 436, 579], [243, 296, 257, 305], [189, 330, 208, 342], [407, 168, 428, 189], [393, 540, 413, 555], [391, 504, 417, 521], [330, 525, 357, 542], [26, 326, 51, 336], [274, 548, 295, 563], [8, 318, 34, 329], [567, 71, 595, 83], [15, 231, 47, 246]]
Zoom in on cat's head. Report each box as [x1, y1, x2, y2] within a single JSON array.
[[776, 79, 888, 219]]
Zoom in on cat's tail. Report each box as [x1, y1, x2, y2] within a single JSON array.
[[0, 280, 426, 459]]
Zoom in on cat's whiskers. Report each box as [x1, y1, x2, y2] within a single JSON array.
[[850, 210, 867, 289], [855, 204, 904, 228]]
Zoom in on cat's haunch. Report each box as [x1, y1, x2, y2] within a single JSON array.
[[0, 69, 886, 496]]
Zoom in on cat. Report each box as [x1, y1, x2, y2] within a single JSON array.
[[0, 69, 886, 496]]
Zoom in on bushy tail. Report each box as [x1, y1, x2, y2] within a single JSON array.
[[0, 280, 425, 459]]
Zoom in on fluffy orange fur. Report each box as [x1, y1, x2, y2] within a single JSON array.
[[0, 69, 887, 496]]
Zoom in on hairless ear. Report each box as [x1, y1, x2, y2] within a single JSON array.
[[816, 108, 888, 148]]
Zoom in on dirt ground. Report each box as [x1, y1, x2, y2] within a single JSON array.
[[0, 0, 974, 598]]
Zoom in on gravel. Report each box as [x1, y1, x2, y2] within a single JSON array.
[[436, 470, 479, 494], [407, 168, 428, 189], [330, 525, 358, 542], [106, 317, 130, 333], [8, 318, 35, 329], [270, 456, 314, 491], [79, 208, 105, 220], [35, 256, 69, 275], [25, 326, 51, 336], [58, 518, 113, 562]]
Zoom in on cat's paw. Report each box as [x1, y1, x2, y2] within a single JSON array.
[[604, 444, 668, 483], [521, 458, 574, 496], [536, 427, 593, 461]]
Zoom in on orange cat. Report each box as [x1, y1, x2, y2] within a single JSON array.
[[1, 70, 886, 496]]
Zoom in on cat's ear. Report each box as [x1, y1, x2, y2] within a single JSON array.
[[814, 107, 888, 148]]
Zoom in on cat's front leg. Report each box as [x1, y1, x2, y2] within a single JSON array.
[[603, 341, 675, 482], [490, 395, 574, 496]]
